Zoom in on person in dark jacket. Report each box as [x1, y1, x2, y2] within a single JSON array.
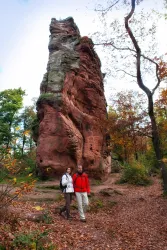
[[73, 165, 90, 222], [59, 167, 74, 220]]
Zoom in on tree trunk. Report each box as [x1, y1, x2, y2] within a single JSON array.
[[148, 94, 167, 192], [22, 119, 26, 156], [22, 133, 26, 156], [124, 0, 167, 192], [29, 137, 33, 151], [124, 144, 127, 162], [6, 121, 12, 149]]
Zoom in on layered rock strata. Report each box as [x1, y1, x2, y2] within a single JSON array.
[[36, 17, 111, 179]]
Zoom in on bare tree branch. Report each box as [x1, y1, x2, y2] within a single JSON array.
[[133, 129, 152, 138], [95, 0, 120, 13], [125, 0, 152, 97], [116, 69, 137, 78], [152, 65, 161, 94], [140, 54, 161, 94], [94, 42, 136, 53]]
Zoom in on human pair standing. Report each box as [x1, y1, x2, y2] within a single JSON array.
[[60, 165, 90, 222]]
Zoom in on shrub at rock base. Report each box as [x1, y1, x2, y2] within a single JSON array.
[[111, 160, 122, 173]]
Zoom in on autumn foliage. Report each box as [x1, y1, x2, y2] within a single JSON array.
[[108, 90, 150, 162], [155, 88, 167, 157], [155, 57, 167, 80]]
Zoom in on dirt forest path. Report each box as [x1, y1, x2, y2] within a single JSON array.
[[3, 173, 167, 250], [61, 173, 167, 250]]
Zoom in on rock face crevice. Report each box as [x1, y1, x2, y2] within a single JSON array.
[[36, 17, 111, 179]]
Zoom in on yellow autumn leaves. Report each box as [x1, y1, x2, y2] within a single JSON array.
[[15, 127, 30, 136], [33, 206, 44, 211]]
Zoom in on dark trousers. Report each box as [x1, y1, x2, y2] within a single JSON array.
[[60, 193, 73, 218]]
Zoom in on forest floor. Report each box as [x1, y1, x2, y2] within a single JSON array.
[[1, 173, 167, 250]]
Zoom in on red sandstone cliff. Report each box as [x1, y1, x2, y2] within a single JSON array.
[[36, 17, 111, 179]]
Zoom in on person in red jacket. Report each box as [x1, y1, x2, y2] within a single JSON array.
[[73, 165, 90, 222]]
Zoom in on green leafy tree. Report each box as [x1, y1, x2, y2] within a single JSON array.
[[0, 88, 25, 151], [15, 106, 36, 156]]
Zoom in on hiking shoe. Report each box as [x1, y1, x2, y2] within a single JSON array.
[[67, 217, 72, 221], [68, 215, 73, 219], [60, 211, 66, 219], [59, 209, 63, 216], [80, 218, 86, 223]]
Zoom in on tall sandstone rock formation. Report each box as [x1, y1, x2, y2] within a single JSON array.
[[36, 17, 111, 179]]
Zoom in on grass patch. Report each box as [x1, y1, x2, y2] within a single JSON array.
[[113, 189, 123, 195], [71, 202, 78, 210], [55, 194, 64, 202], [0, 244, 6, 250], [91, 180, 103, 186], [21, 197, 56, 203], [89, 198, 104, 212], [36, 185, 60, 190], [107, 228, 116, 239], [0, 175, 38, 185], [43, 211, 53, 224], [12, 230, 56, 249], [163, 190, 167, 198], [107, 200, 117, 208]]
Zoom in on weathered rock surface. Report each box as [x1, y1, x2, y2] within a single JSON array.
[[36, 17, 111, 179]]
